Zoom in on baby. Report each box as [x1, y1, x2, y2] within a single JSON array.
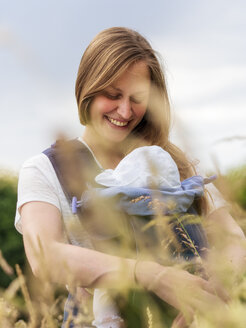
[[92, 145, 198, 328], [66, 145, 216, 327], [95, 145, 181, 189]]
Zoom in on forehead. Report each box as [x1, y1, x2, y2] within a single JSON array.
[[111, 61, 151, 90]]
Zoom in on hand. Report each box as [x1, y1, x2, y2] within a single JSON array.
[[135, 262, 226, 321], [171, 312, 188, 328]]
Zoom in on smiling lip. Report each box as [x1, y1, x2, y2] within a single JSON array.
[[105, 116, 130, 127]]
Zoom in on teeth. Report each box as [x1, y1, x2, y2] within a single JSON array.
[[108, 117, 128, 126]]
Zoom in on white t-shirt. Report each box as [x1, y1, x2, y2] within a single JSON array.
[[15, 140, 227, 233], [15, 150, 94, 249], [14, 138, 228, 328], [14, 139, 124, 328]]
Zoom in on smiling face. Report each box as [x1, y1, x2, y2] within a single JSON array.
[[83, 61, 151, 148]]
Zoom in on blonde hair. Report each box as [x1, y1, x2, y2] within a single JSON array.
[[75, 27, 208, 215]]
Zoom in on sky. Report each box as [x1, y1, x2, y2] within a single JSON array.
[[1, 0, 246, 174]]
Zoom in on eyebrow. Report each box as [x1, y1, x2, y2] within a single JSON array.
[[109, 86, 122, 92], [109, 86, 148, 94]]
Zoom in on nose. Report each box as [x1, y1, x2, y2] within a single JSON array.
[[117, 98, 132, 120]]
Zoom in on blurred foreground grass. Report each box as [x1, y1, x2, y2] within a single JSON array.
[[0, 165, 246, 327]]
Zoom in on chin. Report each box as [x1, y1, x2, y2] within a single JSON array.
[[105, 135, 128, 145]]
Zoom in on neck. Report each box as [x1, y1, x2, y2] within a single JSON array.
[[82, 128, 126, 169]]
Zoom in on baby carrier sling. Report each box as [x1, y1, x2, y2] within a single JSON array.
[[43, 139, 209, 259], [43, 139, 209, 328]]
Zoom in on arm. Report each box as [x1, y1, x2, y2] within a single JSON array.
[[21, 200, 222, 318], [21, 201, 136, 288], [205, 207, 246, 273]]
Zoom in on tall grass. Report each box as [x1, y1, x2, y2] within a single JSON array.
[[0, 161, 246, 327]]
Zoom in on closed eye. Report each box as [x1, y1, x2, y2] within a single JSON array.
[[130, 96, 144, 104], [103, 90, 146, 104], [103, 91, 121, 100]]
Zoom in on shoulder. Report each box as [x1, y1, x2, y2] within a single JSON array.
[[21, 153, 53, 170], [19, 152, 57, 184], [20, 138, 89, 175], [195, 165, 229, 216], [205, 182, 229, 215], [17, 149, 65, 201], [15, 152, 64, 234]]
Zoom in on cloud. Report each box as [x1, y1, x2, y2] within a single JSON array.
[[1, 0, 246, 173]]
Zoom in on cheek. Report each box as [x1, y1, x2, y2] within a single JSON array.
[[92, 96, 115, 116], [134, 104, 147, 120]]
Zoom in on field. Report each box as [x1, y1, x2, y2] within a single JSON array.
[[0, 165, 246, 328]]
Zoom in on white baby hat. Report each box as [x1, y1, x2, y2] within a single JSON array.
[[95, 145, 181, 189]]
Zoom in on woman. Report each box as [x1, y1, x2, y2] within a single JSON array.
[[15, 27, 245, 327]]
